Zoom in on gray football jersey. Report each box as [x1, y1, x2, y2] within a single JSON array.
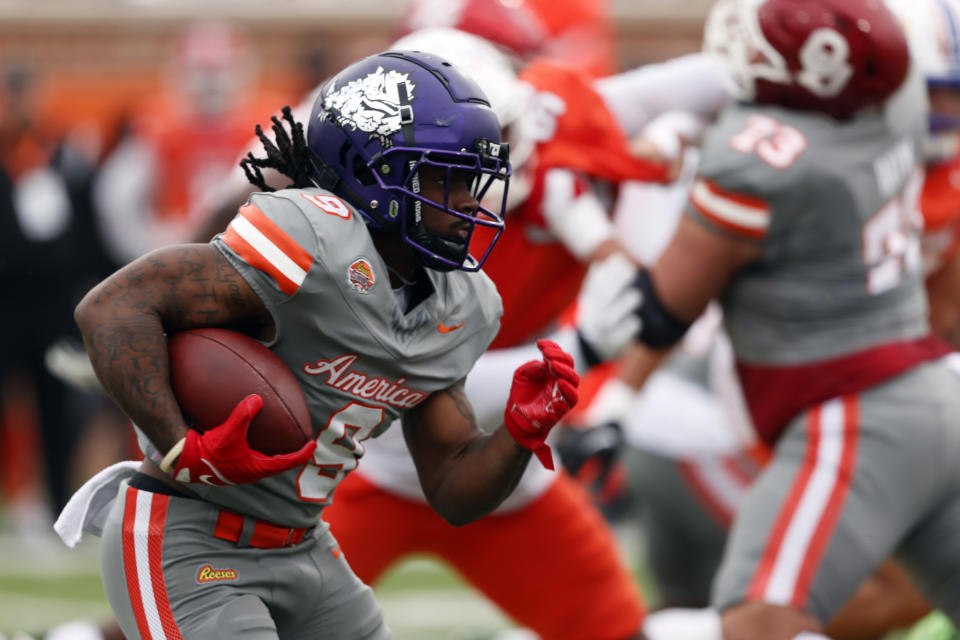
[[686, 97, 929, 366], [139, 188, 502, 527]]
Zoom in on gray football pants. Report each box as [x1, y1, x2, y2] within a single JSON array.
[[713, 356, 960, 625], [99, 481, 392, 639]]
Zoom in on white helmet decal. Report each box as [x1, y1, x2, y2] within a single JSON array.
[[323, 66, 417, 144], [390, 27, 527, 127], [703, 0, 790, 101]]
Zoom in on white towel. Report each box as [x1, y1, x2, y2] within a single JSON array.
[[54, 460, 140, 548]]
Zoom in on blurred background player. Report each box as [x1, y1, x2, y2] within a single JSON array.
[[565, 1, 960, 637], [0, 58, 118, 546], [232, 27, 650, 640], [92, 21, 278, 264], [565, 0, 960, 638], [471, 43, 725, 349], [563, 118, 937, 640]]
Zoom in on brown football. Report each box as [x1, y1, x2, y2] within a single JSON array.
[[167, 328, 312, 455]]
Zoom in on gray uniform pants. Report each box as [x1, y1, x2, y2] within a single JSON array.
[[100, 480, 391, 639], [713, 356, 960, 625]]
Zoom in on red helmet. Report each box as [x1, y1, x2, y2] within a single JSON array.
[[703, 0, 910, 120], [399, 0, 546, 58]]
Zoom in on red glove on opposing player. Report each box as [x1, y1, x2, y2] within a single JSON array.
[[504, 340, 580, 470], [167, 394, 316, 486]]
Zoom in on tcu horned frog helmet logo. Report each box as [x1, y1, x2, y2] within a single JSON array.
[[322, 66, 416, 147]]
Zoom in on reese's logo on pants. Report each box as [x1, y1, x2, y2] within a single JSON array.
[[196, 564, 238, 583]]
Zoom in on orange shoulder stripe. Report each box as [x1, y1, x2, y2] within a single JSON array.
[[689, 178, 770, 240]]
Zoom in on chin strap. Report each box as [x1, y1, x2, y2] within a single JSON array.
[[410, 225, 469, 272]]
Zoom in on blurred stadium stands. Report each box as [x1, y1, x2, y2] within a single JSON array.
[[0, 0, 711, 148]]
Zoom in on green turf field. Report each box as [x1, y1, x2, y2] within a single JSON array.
[[0, 528, 520, 639], [0, 522, 956, 639]]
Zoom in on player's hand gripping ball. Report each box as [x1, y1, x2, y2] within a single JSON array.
[[504, 339, 580, 469], [166, 328, 316, 485]]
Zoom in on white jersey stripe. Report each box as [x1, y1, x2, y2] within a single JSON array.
[[763, 398, 846, 605], [230, 215, 308, 288], [690, 179, 770, 230], [134, 491, 167, 640]]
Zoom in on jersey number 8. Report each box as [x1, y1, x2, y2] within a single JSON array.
[[296, 402, 384, 504]]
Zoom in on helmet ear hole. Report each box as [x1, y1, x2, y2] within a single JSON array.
[[338, 141, 376, 187], [351, 154, 376, 186]]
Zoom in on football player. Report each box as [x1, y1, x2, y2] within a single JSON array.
[[92, 21, 279, 264], [570, 1, 960, 638], [67, 50, 580, 638], [572, 140, 935, 640], [577, 0, 960, 639]]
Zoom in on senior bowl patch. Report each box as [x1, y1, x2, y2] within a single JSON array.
[[196, 564, 238, 584], [347, 258, 376, 293]]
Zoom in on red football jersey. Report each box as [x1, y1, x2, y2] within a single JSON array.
[[475, 62, 666, 349], [133, 95, 279, 224], [920, 155, 960, 275]]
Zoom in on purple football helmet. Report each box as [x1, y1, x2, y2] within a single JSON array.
[[306, 50, 511, 272]]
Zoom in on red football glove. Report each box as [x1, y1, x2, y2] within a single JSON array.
[[504, 340, 580, 470], [169, 394, 316, 486]]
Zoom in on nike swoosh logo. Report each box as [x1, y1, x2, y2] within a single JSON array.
[[437, 322, 465, 334], [199, 458, 235, 486]]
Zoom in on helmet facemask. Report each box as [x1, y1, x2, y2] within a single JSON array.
[[377, 141, 510, 272], [889, 0, 960, 162], [926, 83, 960, 162]]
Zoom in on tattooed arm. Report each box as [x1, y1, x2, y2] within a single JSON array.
[[402, 378, 531, 526], [74, 244, 272, 454]]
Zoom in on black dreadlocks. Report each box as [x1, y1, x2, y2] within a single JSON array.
[[240, 105, 315, 191]]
